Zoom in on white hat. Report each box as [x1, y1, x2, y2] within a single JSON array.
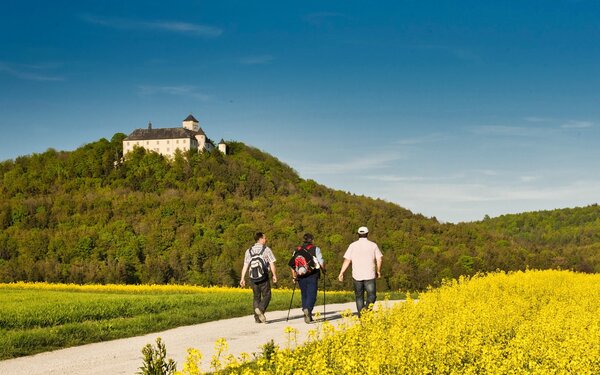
[[357, 226, 369, 234]]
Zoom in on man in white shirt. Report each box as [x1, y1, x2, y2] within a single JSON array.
[[338, 226, 383, 316], [240, 232, 277, 323]]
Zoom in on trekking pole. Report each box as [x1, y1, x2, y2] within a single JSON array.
[[322, 270, 326, 320], [286, 279, 297, 322]]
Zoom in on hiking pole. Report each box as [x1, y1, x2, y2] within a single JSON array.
[[322, 269, 326, 320], [286, 279, 297, 322]]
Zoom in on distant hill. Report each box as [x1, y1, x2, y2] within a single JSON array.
[[470, 205, 600, 273], [0, 135, 598, 290]]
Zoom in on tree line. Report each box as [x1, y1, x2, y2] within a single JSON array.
[[0, 135, 598, 291]]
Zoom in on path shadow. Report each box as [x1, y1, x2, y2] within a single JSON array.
[[313, 310, 359, 323], [267, 310, 357, 324]]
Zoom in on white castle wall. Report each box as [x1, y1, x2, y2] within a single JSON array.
[[123, 138, 195, 158]]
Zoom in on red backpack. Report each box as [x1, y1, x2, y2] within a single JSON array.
[[288, 244, 317, 277]]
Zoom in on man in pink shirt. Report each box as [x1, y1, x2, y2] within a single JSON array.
[[338, 226, 383, 316]]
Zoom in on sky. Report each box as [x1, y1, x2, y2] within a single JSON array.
[[1, 0, 599, 223]]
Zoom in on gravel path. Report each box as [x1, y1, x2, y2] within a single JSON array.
[[0, 300, 402, 375]]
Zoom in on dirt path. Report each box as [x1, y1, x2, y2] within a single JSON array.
[[0, 300, 402, 374]]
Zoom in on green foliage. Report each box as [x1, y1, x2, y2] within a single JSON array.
[[260, 339, 277, 361], [1, 136, 599, 291], [138, 337, 176, 375]]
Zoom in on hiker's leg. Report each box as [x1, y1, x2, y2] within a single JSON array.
[[353, 279, 365, 314], [251, 281, 262, 318], [258, 280, 272, 313], [364, 278, 377, 309], [298, 276, 309, 310], [305, 273, 319, 314]]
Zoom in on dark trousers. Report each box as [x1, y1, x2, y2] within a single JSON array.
[[297, 271, 320, 314], [353, 278, 376, 315], [251, 279, 271, 317]]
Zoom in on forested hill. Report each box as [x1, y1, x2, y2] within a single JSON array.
[[0, 134, 598, 291], [469, 205, 600, 272]]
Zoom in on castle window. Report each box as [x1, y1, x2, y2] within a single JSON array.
[[146, 141, 149, 145], [156, 141, 159, 145]]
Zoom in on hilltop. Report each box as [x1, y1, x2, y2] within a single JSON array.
[[0, 135, 598, 290]]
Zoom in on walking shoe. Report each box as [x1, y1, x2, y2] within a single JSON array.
[[303, 308, 311, 324], [255, 307, 266, 323]]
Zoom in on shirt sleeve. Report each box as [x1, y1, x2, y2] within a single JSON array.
[[243, 250, 251, 264], [264, 247, 276, 263], [374, 244, 383, 260], [343, 245, 352, 260], [315, 246, 324, 265]]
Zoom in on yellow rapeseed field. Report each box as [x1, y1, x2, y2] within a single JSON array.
[[178, 270, 600, 374]]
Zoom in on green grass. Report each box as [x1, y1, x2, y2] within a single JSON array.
[[0, 284, 374, 360]]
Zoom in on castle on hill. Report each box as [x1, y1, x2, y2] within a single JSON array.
[[123, 115, 226, 158]]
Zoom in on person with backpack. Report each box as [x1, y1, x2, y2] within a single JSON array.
[[338, 226, 382, 317], [288, 233, 325, 323], [239, 232, 278, 323]]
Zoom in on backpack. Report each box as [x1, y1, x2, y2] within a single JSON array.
[[288, 244, 317, 277], [248, 245, 269, 283]]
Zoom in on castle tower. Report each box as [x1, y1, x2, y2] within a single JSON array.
[[218, 139, 227, 154], [182, 114, 199, 131]]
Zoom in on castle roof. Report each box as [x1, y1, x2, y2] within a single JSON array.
[[219, 139, 226, 144], [124, 127, 206, 141], [183, 114, 198, 122]]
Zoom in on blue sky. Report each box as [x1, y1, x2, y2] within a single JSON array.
[[1, 0, 599, 223]]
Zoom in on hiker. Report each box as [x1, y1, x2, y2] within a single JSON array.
[[338, 226, 382, 316], [288, 233, 325, 323], [239, 232, 278, 323]]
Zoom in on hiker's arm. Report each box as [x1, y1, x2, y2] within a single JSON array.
[[240, 263, 248, 287], [316, 247, 326, 271], [291, 268, 297, 281], [338, 258, 351, 282], [376, 257, 382, 279], [270, 262, 277, 283]]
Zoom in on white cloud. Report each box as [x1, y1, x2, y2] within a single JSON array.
[[376, 179, 600, 222], [365, 175, 427, 182], [137, 85, 211, 101], [0, 61, 64, 81], [81, 14, 222, 37], [298, 151, 405, 175], [396, 132, 448, 145], [364, 172, 466, 183], [524, 116, 552, 123], [475, 169, 500, 176], [519, 175, 540, 182], [561, 120, 593, 129], [468, 125, 548, 137], [408, 182, 562, 202], [239, 55, 274, 65]]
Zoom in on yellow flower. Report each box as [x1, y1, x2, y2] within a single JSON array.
[[209, 270, 600, 374]]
